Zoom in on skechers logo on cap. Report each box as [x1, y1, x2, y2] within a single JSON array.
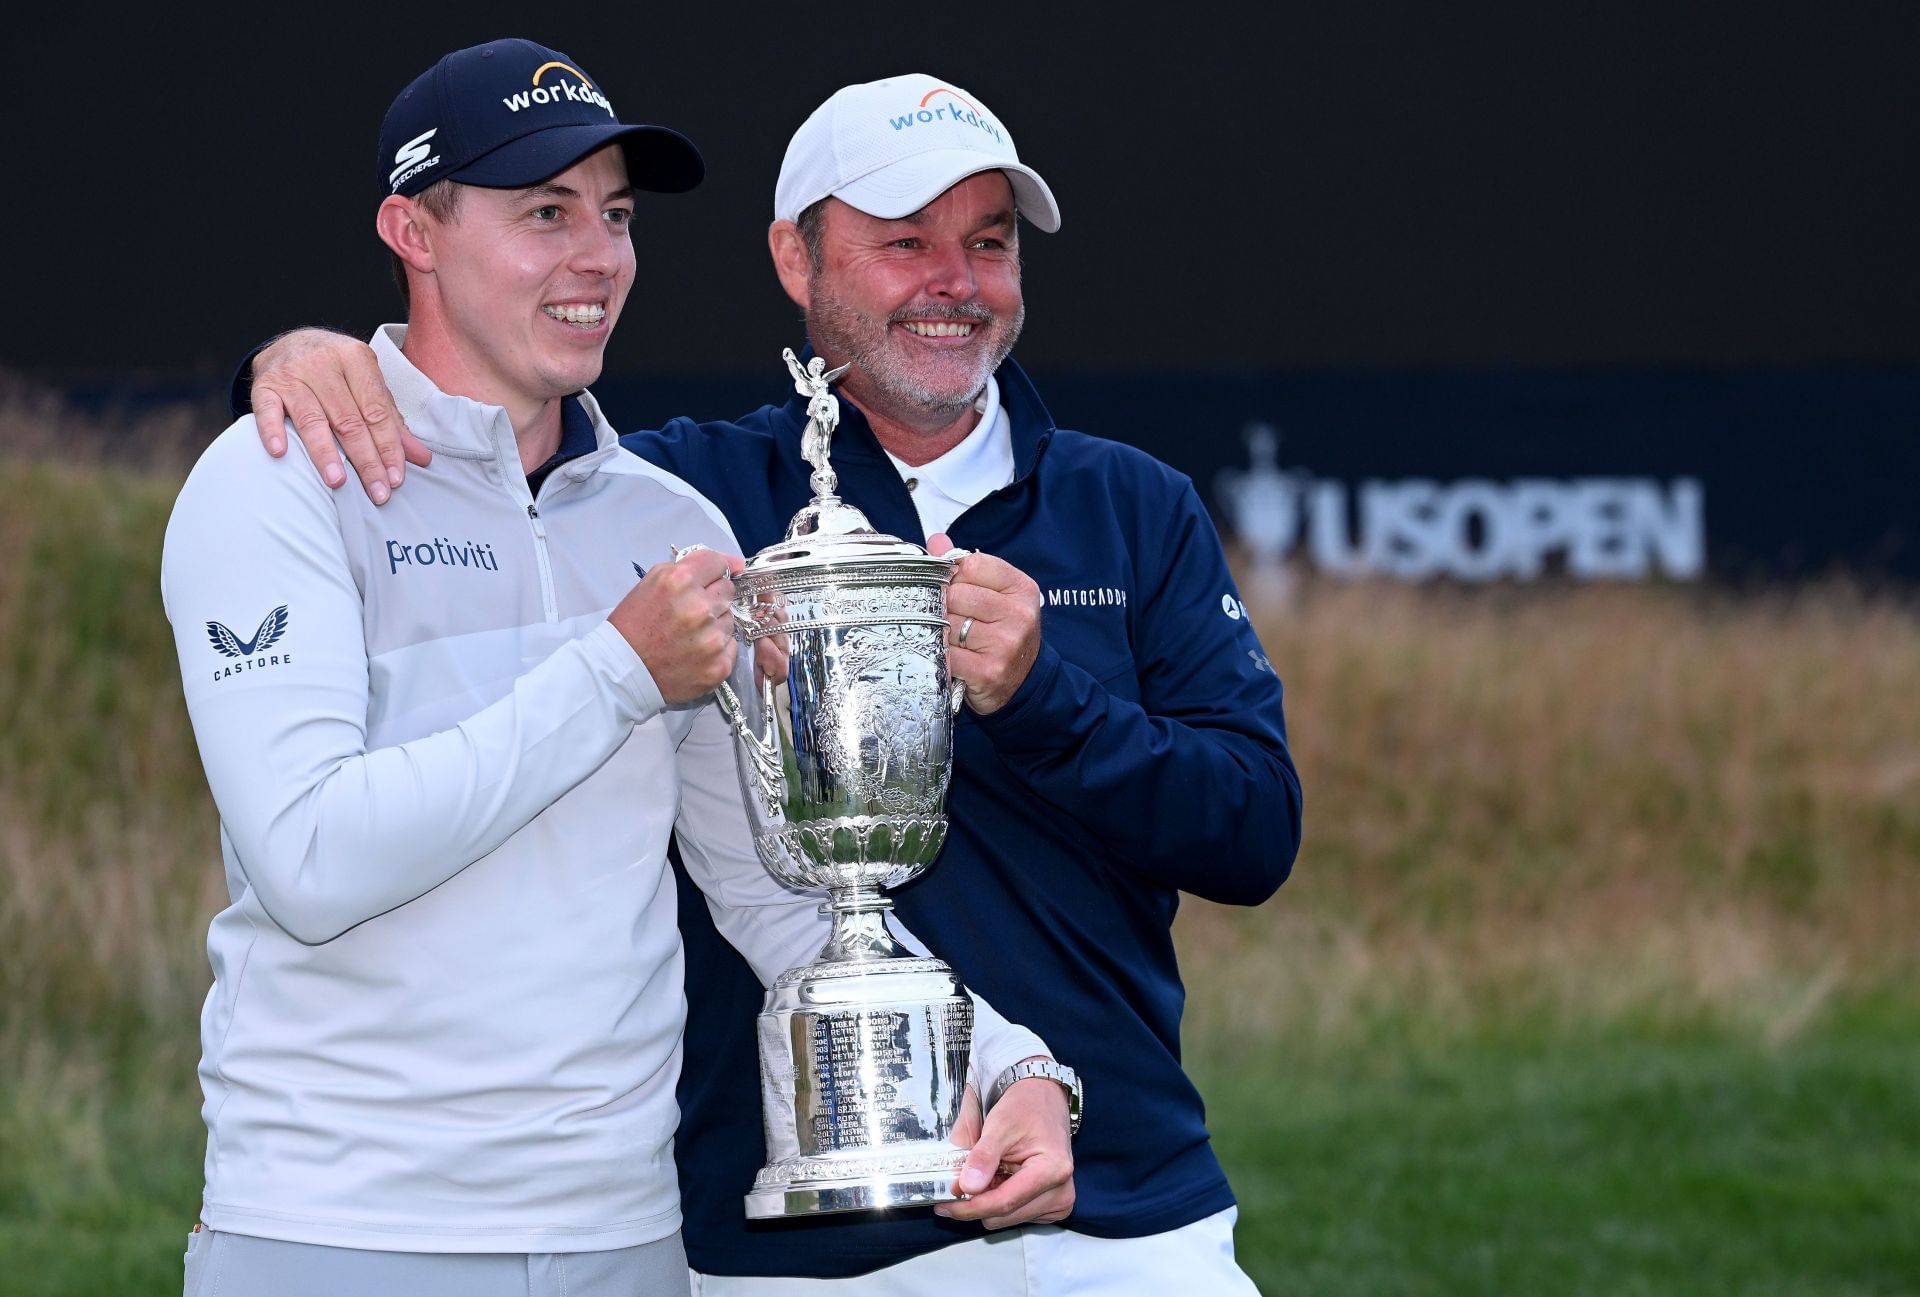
[[389, 128, 440, 191], [502, 61, 613, 117], [886, 86, 1004, 145]]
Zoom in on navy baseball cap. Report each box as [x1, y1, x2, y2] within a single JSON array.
[[378, 38, 703, 198]]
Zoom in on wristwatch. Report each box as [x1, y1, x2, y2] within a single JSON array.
[[988, 1059, 1083, 1137]]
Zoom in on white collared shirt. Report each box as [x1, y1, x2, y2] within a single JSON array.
[[883, 378, 1016, 539]]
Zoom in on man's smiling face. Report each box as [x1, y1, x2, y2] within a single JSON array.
[[803, 171, 1025, 426], [425, 145, 636, 407]]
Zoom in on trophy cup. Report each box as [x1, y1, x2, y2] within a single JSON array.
[[711, 349, 975, 1218]]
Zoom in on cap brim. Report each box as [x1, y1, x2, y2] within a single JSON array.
[[832, 151, 1060, 233], [449, 122, 704, 194]]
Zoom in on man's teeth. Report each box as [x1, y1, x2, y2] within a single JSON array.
[[902, 321, 975, 338], [543, 304, 606, 325]]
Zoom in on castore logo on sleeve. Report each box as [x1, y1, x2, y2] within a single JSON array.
[[206, 605, 292, 681]]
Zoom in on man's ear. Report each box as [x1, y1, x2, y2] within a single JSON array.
[[377, 195, 435, 277], [768, 220, 813, 311]]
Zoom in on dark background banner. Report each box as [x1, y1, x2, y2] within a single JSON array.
[[586, 368, 1918, 584], [11, 6, 1918, 579]]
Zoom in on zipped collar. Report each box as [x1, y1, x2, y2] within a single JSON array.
[[779, 347, 1057, 488], [369, 325, 622, 484]]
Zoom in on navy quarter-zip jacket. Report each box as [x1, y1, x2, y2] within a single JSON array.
[[628, 357, 1303, 1278]]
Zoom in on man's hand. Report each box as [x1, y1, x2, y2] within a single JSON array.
[[934, 1069, 1076, 1229], [609, 549, 743, 704], [930, 533, 1044, 716], [752, 632, 790, 690], [253, 328, 431, 505]]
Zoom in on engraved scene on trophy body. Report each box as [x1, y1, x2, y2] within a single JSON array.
[[732, 574, 958, 894]]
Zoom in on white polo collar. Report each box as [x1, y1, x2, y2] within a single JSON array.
[[882, 378, 1015, 536]]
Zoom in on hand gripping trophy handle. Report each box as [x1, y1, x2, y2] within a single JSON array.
[[940, 547, 971, 716], [669, 542, 788, 813]]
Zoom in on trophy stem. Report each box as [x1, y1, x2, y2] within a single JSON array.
[[817, 890, 909, 965]]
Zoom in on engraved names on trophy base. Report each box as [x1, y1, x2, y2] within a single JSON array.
[[793, 999, 971, 1153]]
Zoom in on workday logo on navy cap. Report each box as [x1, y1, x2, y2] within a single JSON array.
[[379, 38, 703, 199]]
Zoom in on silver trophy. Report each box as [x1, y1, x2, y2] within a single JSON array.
[[712, 349, 974, 1218]]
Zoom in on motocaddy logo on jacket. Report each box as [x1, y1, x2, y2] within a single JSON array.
[[1045, 586, 1128, 608], [207, 605, 291, 681], [502, 62, 613, 116]]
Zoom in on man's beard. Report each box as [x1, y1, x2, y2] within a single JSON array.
[[806, 285, 1025, 423]]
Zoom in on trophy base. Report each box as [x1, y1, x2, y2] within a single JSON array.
[[745, 1143, 970, 1218]]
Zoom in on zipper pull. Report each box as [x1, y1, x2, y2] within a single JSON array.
[[527, 503, 539, 520]]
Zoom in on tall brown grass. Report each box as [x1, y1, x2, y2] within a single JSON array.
[[1180, 565, 1920, 1056], [3, 416, 1917, 1106]]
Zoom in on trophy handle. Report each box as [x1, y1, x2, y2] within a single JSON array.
[[940, 546, 972, 716], [715, 674, 786, 814], [675, 541, 785, 810]]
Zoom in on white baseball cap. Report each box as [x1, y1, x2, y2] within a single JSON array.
[[774, 74, 1061, 232]]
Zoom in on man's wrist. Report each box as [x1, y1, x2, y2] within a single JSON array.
[[987, 1056, 1082, 1137], [229, 326, 357, 419]]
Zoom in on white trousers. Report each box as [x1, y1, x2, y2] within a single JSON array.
[[183, 1228, 691, 1297], [690, 1207, 1259, 1296]]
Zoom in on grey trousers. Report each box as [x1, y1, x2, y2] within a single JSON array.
[[183, 1228, 691, 1297]]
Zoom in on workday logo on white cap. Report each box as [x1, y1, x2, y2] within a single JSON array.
[[774, 73, 1062, 232], [883, 84, 1006, 145]]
